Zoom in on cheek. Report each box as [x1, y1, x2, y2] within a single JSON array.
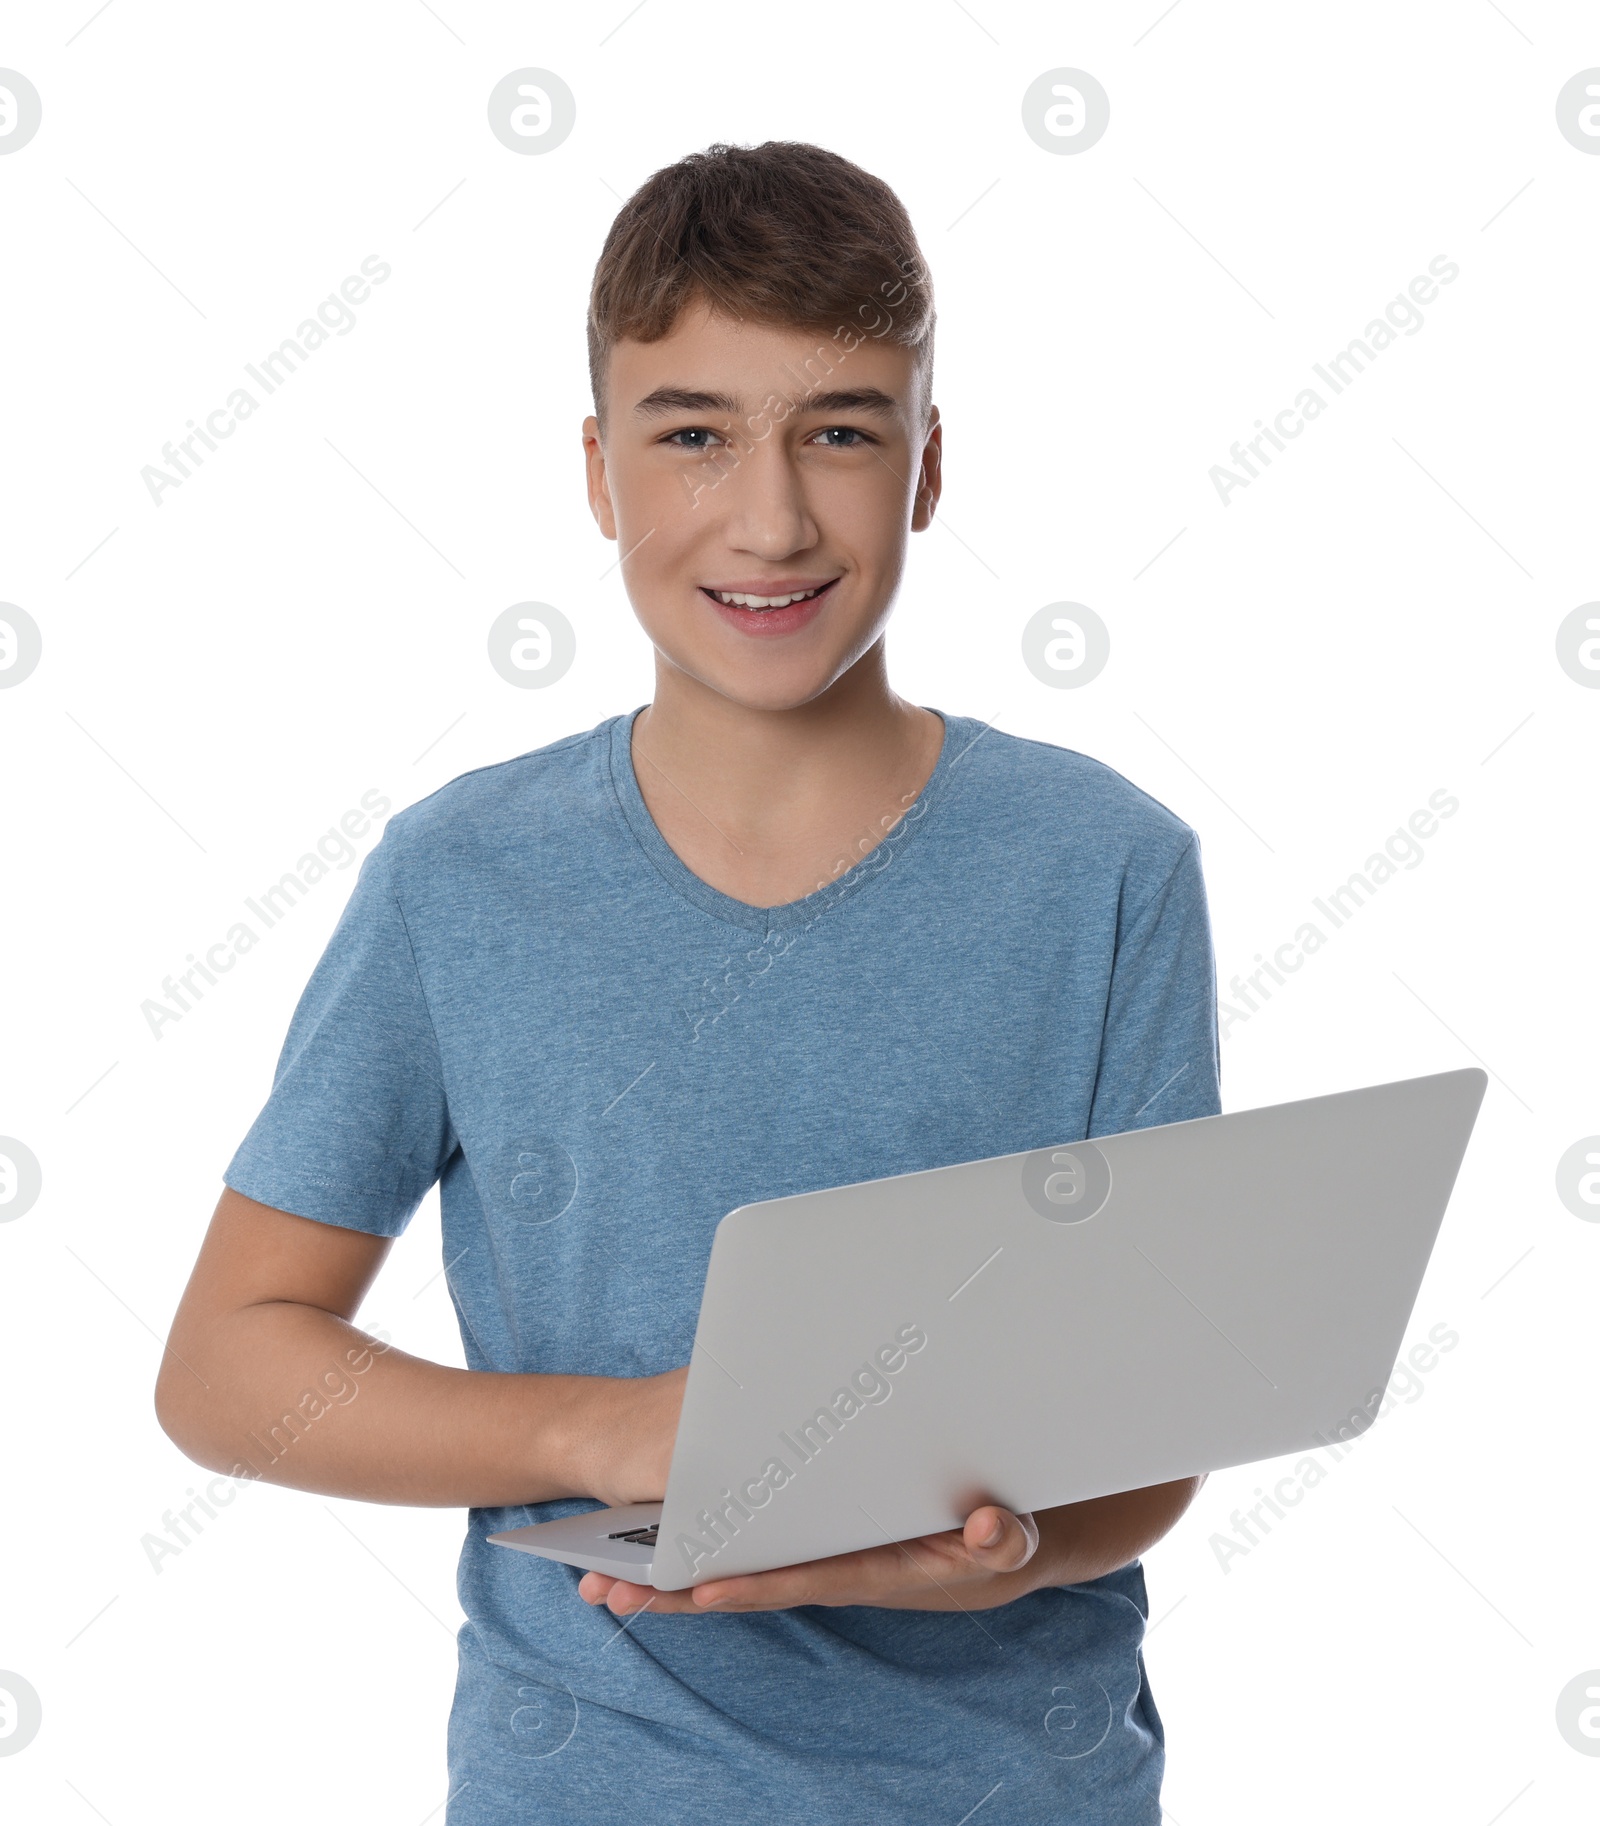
[[617, 504, 708, 614], [827, 450, 913, 521]]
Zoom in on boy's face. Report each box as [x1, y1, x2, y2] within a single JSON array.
[[583, 295, 941, 713]]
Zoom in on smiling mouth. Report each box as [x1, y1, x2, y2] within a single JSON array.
[[700, 580, 839, 611]]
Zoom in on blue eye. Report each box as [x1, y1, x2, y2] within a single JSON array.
[[663, 426, 725, 450]]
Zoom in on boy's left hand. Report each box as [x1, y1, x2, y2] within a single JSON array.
[[576, 1504, 1044, 1616]]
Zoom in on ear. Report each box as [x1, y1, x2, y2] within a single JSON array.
[[583, 414, 618, 540], [911, 407, 942, 532]]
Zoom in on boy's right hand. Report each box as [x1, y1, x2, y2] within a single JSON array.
[[571, 1364, 688, 1509]]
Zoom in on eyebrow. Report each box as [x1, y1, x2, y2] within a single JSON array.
[[631, 385, 902, 421]]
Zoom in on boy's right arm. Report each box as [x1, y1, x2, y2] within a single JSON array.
[[153, 1187, 686, 1509]]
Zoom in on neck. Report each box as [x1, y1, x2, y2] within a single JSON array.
[[629, 644, 945, 906]]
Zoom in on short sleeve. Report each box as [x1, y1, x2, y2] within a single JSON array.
[[223, 832, 457, 1236], [1087, 834, 1222, 1139]]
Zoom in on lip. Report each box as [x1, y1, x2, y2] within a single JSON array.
[[699, 576, 839, 639]]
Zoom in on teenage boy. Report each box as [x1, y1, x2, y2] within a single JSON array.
[[158, 141, 1221, 1824]]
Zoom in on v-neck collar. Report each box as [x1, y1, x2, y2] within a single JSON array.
[[604, 705, 966, 935]]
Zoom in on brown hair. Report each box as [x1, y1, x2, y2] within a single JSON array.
[[587, 141, 934, 432]]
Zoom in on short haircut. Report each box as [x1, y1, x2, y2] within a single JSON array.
[[587, 140, 935, 435]]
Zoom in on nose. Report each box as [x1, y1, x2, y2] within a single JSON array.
[[718, 436, 820, 560]]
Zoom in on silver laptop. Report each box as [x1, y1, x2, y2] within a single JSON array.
[[489, 1066, 1487, 1591]]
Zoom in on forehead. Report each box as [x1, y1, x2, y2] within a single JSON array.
[[607, 296, 917, 421]]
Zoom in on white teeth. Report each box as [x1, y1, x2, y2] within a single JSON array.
[[710, 585, 828, 609]]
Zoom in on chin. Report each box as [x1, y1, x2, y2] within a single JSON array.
[[648, 630, 865, 713]]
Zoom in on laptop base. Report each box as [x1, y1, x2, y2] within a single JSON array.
[[488, 1501, 663, 1582]]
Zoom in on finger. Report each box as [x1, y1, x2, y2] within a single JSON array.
[[609, 1589, 702, 1615], [602, 1578, 663, 1616], [687, 1576, 765, 1609], [694, 1540, 907, 1611], [577, 1571, 616, 1604], [962, 1505, 1039, 1571], [690, 1564, 824, 1610]]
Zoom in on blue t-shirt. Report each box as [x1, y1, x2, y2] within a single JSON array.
[[224, 708, 1221, 1826]]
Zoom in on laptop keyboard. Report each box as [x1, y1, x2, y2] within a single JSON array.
[[606, 1525, 658, 1546]]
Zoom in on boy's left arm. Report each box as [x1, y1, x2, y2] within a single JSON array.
[[581, 1477, 1205, 1615]]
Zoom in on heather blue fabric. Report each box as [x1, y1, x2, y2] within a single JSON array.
[[224, 707, 1222, 1825]]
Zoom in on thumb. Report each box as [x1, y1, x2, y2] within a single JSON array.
[[963, 1506, 1039, 1571]]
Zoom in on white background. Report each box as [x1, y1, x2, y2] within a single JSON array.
[[2, 1, 1597, 1821]]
